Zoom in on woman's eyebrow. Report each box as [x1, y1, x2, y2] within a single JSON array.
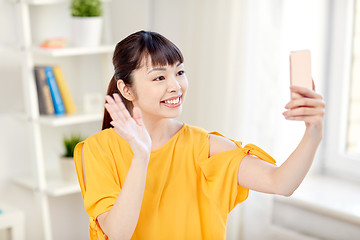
[[147, 62, 183, 74], [147, 67, 166, 74]]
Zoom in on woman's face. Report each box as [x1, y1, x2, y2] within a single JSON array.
[[128, 57, 188, 121]]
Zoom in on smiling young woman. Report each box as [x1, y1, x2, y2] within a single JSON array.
[[74, 30, 325, 240]]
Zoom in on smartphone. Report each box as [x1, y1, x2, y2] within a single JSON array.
[[289, 50, 313, 99]]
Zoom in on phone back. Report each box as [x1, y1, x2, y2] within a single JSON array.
[[290, 50, 312, 98]]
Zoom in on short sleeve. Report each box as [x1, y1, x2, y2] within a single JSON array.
[[197, 131, 276, 213], [81, 137, 121, 219], [74, 133, 123, 240]]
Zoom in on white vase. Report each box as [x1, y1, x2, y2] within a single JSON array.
[[60, 156, 78, 182], [71, 17, 103, 47]]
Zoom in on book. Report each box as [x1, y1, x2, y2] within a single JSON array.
[[44, 66, 66, 115], [34, 67, 55, 115], [52, 66, 77, 114]]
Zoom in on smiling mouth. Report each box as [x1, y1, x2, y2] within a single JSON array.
[[161, 95, 182, 105], [162, 97, 180, 105]]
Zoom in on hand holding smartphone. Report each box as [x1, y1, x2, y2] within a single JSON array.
[[289, 50, 313, 99]]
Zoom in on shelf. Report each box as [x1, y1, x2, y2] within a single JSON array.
[[12, 172, 80, 197], [15, 0, 111, 5], [24, 0, 66, 4], [37, 112, 103, 126], [32, 44, 115, 57], [8, 0, 66, 5]]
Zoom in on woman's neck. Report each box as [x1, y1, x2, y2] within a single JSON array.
[[142, 118, 183, 150]]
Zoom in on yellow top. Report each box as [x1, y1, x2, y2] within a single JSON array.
[[74, 123, 276, 240]]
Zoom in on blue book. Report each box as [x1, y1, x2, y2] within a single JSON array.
[[44, 66, 65, 115]]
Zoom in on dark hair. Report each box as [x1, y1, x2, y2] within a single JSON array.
[[102, 30, 184, 130]]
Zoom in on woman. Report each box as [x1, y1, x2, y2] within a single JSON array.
[[74, 30, 325, 240]]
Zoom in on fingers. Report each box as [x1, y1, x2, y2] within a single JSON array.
[[105, 94, 132, 124], [283, 107, 324, 119], [113, 94, 132, 121], [105, 96, 125, 123], [283, 87, 325, 125], [132, 106, 144, 126], [290, 85, 322, 99], [283, 106, 324, 124], [285, 97, 325, 110]]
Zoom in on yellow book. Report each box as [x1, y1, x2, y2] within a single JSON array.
[[52, 66, 77, 114]]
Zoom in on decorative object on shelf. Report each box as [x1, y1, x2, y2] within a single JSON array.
[[34, 67, 55, 115], [52, 66, 77, 114], [83, 92, 103, 113], [34, 65, 76, 115], [60, 134, 84, 182], [40, 38, 68, 49], [44, 66, 66, 115], [70, 0, 103, 47]]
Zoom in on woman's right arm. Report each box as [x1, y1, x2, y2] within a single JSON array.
[[96, 94, 152, 240], [97, 156, 148, 240]]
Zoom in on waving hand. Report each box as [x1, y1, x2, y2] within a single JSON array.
[[105, 94, 152, 162]]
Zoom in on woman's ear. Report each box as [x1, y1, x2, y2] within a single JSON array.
[[117, 80, 135, 101]]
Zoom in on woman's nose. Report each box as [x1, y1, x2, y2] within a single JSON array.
[[168, 76, 181, 92]]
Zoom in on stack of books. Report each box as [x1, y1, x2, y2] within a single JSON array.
[[34, 66, 76, 116]]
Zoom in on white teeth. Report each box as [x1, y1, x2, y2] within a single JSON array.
[[164, 97, 180, 104]]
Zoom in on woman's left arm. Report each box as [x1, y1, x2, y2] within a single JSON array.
[[237, 85, 325, 196]]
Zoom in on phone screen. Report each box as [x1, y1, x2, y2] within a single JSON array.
[[289, 50, 312, 99]]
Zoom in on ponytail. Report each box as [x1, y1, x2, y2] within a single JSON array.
[[101, 75, 134, 130]]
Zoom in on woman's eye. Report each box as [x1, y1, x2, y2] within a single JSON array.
[[154, 76, 165, 81], [177, 70, 185, 76]]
